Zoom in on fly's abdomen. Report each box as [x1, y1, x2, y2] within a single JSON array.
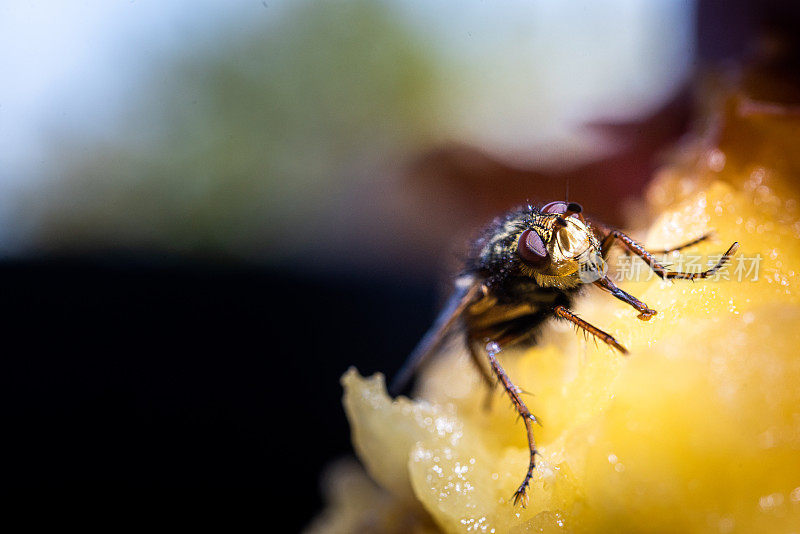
[[464, 282, 567, 344]]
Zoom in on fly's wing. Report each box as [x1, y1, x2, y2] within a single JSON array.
[[389, 276, 482, 396]]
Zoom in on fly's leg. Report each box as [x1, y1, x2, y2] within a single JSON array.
[[600, 229, 739, 280], [467, 341, 496, 409], [553, 305, 628, 353], [481, 338, 539, 508], [469, 315, 548, 506], [591, 219, 721, 263], [648, 232, 712, 255], [598, 229, 712, 257], [594, 276, 657, 320]]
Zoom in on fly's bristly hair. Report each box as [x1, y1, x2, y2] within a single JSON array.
[[469, 206, 542, 271], [469, 206, 547, 288]]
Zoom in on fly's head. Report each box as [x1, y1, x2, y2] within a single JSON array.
[[516, 201, 607, 288]]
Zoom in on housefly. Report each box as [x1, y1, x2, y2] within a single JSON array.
[[389, 200, 738, 507]]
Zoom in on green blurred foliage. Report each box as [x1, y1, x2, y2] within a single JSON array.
[[32, 0, 442, 258]]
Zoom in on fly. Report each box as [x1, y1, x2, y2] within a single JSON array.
[[389, 200, 738, 507]]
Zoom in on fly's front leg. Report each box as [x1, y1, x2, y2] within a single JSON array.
[[596, 227, 712, 257], [600, 229, 739, 280], [480, 338, 539, 508], [648, 232, 712, 255], [594, 276, 657, 320]]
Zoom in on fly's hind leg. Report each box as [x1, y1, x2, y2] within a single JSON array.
[[470, 321, 542, 508], [467, 341, 497, 409], [482, 338, 539, 507]]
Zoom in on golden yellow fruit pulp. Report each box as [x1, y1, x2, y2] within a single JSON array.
[[314, 89, 800, 533]]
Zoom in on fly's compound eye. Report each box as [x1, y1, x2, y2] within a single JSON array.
[[541, 201, 568, 214], [542, 201, 583, 218], [518, 229, 549, 266]]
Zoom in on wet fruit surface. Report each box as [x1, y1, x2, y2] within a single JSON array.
[[314, 88, 800, 533]]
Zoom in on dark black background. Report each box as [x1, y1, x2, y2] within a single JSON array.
[[0, 255, 434, 529]]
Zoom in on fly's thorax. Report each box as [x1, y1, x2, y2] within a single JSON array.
[[475, 211, 539, 266]]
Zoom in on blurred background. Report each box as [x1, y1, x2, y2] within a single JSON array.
[[0, 0, 794, 529]]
